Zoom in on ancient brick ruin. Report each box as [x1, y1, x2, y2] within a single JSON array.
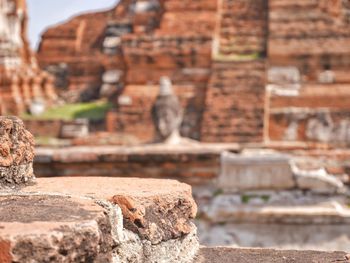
[[2, 116, 350, 262], [0, 0, 57, 116], [37, 0, 350, 145], [2, 0, 350, 260], [267, 0, 350, 146]]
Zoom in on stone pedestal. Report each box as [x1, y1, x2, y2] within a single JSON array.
[[218, 151, 295, 191]]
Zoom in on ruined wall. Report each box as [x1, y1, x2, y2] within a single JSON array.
[[201, 61, 266, 142], [37, 0, 350, 145], [0, 0, 56, 115], [266, 0, 350, 146], [38, 6, 122, 102], [37, 0, 268, 143], [201, 0, 268, 143], [38, 0, 216, 140]]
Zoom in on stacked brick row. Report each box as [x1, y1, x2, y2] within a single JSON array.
[[201, 0, 267, 143], [157, 0, 217, 36], [216, 0, 268, 59], [269, 0, 350, 80], [201, 61, 266, 142]]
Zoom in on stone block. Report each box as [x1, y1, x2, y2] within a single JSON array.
[[23, 177, 198, 245], [59, 119, 89, 139], [0, 195, 113, 262], [291, 163, 346, 194], [102, 70, 123, 84], [268, 66, 301, 84], [1, 176, 200, 262], [218, 151, 295, 191], [197, 247, 348, 263]]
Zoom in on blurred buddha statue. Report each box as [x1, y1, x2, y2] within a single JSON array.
[[152, 76, 183, 144]]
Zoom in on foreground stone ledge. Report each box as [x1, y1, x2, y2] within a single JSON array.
[[0, 195, 112, 262], [22, 177, 197, 244], [197, 247, 349, 263], [219, 151, 295, 191], [0, 177, 199, 262]]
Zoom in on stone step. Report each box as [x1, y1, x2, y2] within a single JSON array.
[[0, 195, 112, 262], [200, 192, 350, 224], [0, 177, 199, 263], [197, 247, 348, 263]]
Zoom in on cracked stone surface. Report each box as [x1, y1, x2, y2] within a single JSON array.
[[0, 177, 200, 262], [0, 117, 35, 187], [23, 177, 198, 244], [0, 195, 113, 263]]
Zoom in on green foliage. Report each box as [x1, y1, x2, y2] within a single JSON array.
[[34, 136, 69, 147], [261, 195, 271, 202], [213, 189, 224, 197], [22, 101, 112, 121], [241, 194, 271, 204], [241, 194, 252, 204]]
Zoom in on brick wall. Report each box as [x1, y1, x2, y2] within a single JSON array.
[[266, 0, 350, 146], [202, 0, 268, 142], [215, 0, 268, 59], [36, 0, 350, 145], [201, 60, 266, 142]]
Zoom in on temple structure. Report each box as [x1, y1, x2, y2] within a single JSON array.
[[37, 0, 350, 145], [0, 0, 56, 116]]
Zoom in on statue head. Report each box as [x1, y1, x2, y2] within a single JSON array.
[[159, 76, 173, 96]]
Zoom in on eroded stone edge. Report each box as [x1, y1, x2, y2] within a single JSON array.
[[97, 199, 200, 263], [0, 192, 199, 263], [0, 194, 114, 262], [0, 163, 35, 188]]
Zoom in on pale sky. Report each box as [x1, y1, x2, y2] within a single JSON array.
[[27, 0, 118, 50]]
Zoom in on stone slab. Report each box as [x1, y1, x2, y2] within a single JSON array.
[[0, 195, 112, 263], [198, 223, 350, 252], [197, 247, 348, 263], [218, 151, 295, 191], [201, 192, 350, 224], [33, 144, 239, 184], [22, 177, 197, 244]]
